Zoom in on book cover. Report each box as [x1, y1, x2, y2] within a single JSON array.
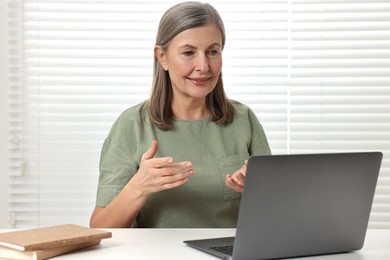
[[0, 239, 101, 260], [0, 224, 111, 251]]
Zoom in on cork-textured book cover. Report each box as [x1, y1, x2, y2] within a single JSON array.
[[0, 239, 101, 260], [0, 224, 112, 251]]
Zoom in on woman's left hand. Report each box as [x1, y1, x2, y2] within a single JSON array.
[[225, 160, 248, 192]]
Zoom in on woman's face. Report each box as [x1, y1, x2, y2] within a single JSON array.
[[156, 24, 223, 102]]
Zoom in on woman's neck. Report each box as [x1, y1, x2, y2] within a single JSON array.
[[171, 98, 210, 120]]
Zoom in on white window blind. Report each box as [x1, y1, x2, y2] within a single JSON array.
[[6, 0, 390, 228]]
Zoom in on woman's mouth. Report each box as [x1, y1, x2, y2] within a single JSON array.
[[188, 77, 210, 86]]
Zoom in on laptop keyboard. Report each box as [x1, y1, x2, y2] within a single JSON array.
[[209, 245, 234, 256]]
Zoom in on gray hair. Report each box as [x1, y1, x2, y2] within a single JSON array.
[[149, 2, 234, 130], [156, 1, 226, 51]]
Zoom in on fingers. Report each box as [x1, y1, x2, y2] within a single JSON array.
[[160, 167, 195, 188], [135, 149, 195, 194], [141, 140, 160, 161], [233, 171, 245, 185], [160, 161, 193, 174], [141, 140, 175, 167], [225, 159, 248, 193], [244, 159, 248, 166], [159, 162, 195, 183], [141, 164, 194, 194], [226, 174, 244, 193], [240, 160, 248, 177]]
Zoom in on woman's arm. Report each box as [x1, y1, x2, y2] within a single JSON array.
[[90, 140, 195, 228], [90, 181, 148, 228]]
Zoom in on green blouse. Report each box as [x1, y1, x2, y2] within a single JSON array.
[[95, 100, 271, 227]]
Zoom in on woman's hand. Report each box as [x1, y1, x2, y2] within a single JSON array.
[[90, 140, 194, 228], [128, 140, 195, 196], [225, 160, 248, 192]]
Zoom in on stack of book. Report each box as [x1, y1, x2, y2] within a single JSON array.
[[0, 224, 112, 260]]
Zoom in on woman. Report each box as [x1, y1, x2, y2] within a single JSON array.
[[90, 1, 271, 228]]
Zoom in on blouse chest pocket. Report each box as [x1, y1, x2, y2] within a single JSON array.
[[219, 153, 249, 201]]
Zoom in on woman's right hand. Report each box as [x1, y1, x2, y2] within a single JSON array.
[[90, 140, 193, 228], [128, 140, 195, 196]]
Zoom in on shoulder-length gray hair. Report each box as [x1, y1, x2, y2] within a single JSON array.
[[148, 1, 235, 130]]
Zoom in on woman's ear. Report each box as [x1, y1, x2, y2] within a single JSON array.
[[154, 45, 168, 71]]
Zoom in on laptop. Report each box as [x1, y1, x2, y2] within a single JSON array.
[[184, 152, 383, 260]]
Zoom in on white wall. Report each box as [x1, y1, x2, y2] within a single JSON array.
[[0, 0, 10, 228]]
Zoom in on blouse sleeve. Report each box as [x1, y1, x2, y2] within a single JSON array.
[[95, 113, 140, 207], [247, 107, 272, 156]]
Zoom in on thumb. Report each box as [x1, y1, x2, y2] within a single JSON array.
[[141, 140, 158, 161], [244, 159, 248, 166]]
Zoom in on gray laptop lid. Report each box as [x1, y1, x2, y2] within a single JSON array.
[[233, 152, 382, 260], [184, 152, 382, 260]]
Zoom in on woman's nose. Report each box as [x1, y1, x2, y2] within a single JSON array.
[[194, 54, 209, 72]]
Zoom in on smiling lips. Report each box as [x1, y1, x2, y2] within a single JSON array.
[[188, 77, 210, 86]]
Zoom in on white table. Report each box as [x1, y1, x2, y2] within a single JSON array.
[[48, 228, 390, 260], [0, 228, 388, 259]]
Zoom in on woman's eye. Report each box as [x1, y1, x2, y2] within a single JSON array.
[[183, 51, 194, 56], [208, 50, 220, 56]]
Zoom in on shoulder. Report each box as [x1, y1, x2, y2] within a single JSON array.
[[230, 99, 248, 110], [230, 100, 257, 118], [113, 101, 151, 127], [107, 101, 149, 139], [229, 100, 264, 128], [117, 101, 148, 122]]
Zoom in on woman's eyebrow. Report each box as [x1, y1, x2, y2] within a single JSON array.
[[178, 44, 196, 49], [208, 42, 222, 48], [178, 43, 222, 49]]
